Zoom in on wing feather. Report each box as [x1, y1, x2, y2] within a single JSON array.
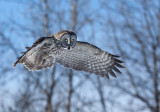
[[13, 37, 59, 71], [14, 38, 125, 79], [57, 41, 125, 79]]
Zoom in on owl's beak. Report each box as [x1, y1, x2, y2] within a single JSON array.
[[68, 44, 70, 50], [67, 40, 70, 50]]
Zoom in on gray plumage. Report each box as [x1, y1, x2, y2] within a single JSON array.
[[13, 30, 125, 79]]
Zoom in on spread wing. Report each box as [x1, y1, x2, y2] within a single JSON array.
[[13, 37, 60, 71], [56, 41, 125, 79]]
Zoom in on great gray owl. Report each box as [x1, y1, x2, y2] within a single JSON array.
[[13, 30, 125, 79]]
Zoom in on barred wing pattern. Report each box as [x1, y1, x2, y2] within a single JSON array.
[[57, 41, 125, 79], [14, 39, 124, 78]]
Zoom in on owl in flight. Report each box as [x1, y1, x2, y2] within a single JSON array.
[[13, 30, 125, 79]]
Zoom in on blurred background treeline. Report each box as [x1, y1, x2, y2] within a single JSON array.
[[0, 0, 159, 112]]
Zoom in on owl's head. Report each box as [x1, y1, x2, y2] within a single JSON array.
[[60, 31, 77, 50]]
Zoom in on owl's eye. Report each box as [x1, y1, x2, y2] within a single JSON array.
[[71, 39, 74, 42], [65, 39, 68, 42]]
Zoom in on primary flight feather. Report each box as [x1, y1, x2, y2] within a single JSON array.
[[14, 30, 125, 79]]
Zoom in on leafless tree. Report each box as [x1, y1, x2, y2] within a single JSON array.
[[100, 0, 160, 112], [1, 0, 159, 112]]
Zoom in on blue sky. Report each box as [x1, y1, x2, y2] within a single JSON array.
[[0, 0, 154, 112]]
